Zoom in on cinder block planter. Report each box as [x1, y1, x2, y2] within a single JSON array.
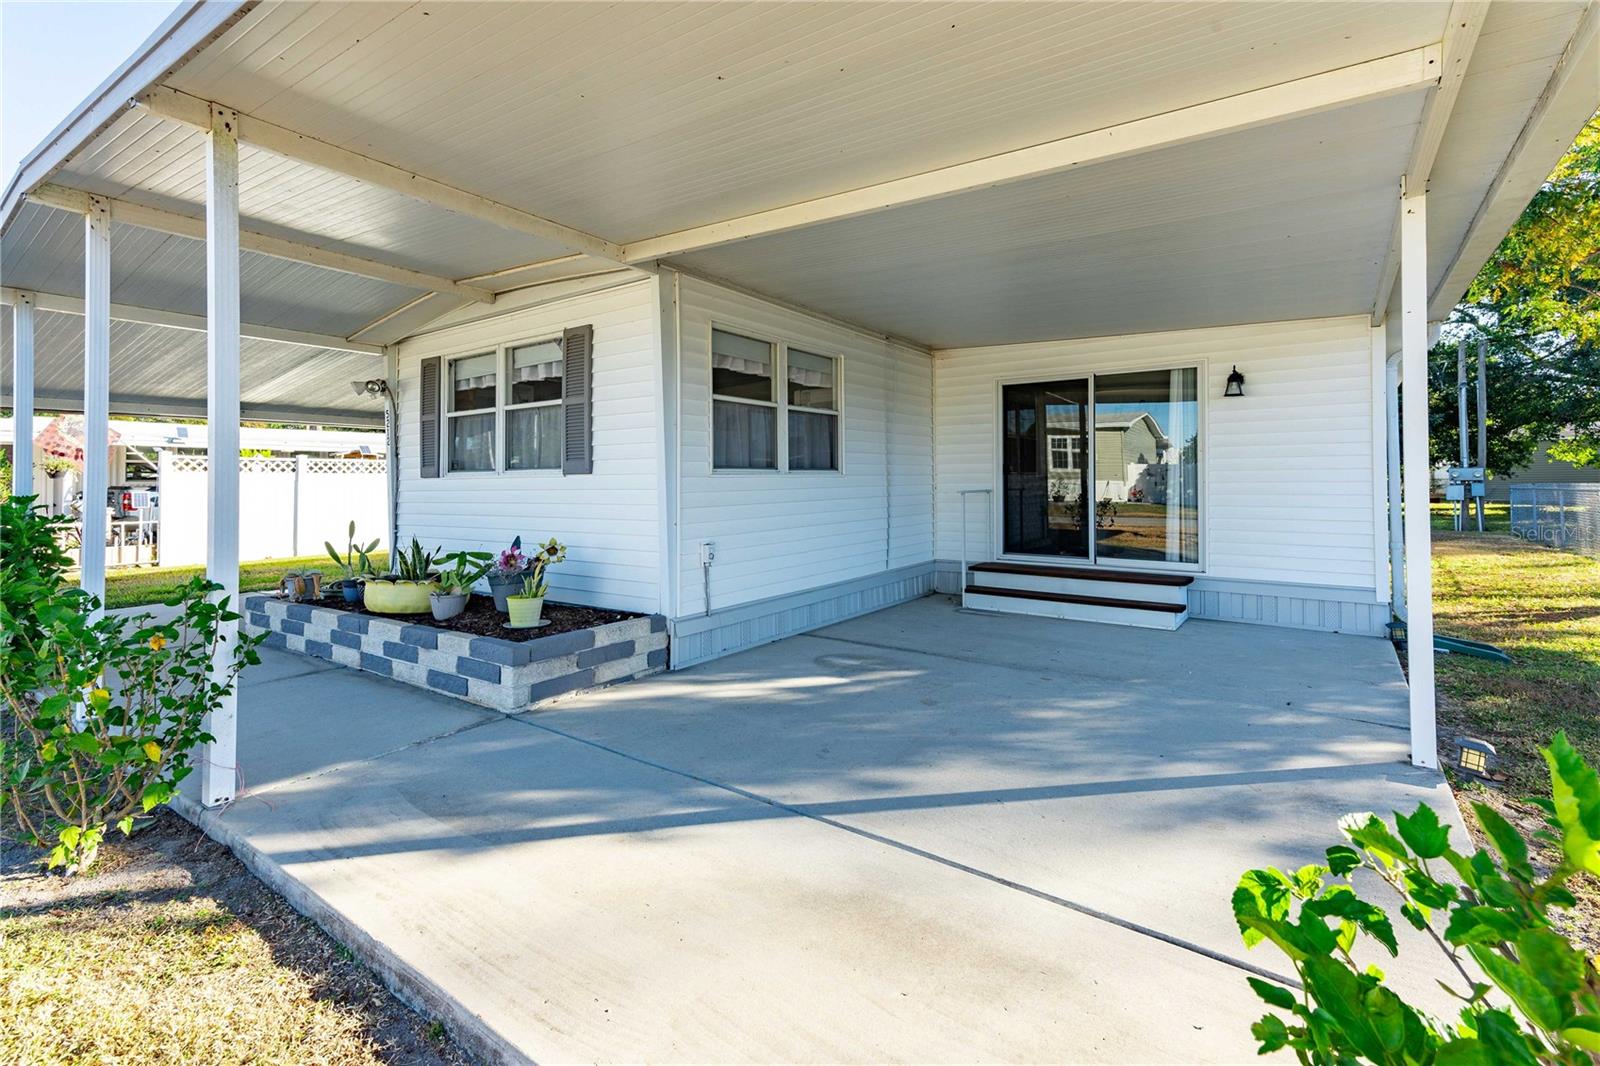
[[242, 594, 669, 712]]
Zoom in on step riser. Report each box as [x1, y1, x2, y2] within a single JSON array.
[[966, 569, 1189, 606], [963, 591, 1188, 630]]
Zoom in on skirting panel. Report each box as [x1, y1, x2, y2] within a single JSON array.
[[933, 561, 1390, 637], [671, 562, 937, 668]]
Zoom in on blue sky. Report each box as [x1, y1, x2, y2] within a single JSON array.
[[2, 1, 179, 181]]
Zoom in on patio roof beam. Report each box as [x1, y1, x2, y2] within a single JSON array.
[[620, 44, 1443, 263], [26, 388, 383, 429], [134, 85, 633, 269], [27, 184, 495, 304], [1375, 2, 1489, 320], [0, 287, 385, 356]]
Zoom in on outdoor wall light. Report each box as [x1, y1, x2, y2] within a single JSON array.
[[350, 378, 390, 398], [1453, 736, 1502, 782], [1224, 366, 1246, 397]]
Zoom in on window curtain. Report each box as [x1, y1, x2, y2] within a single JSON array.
[[713, 401, 776, 469], [788, 410, 837, 470], [507, 405, 561, 469]]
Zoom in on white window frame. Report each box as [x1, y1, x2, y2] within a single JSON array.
[[784, 345, 842, 474], [443, 349, 498, 475], [708, 321, 846, 476], [502, 336, 565, 473], [439, 336, 568, 479], [991, 357, 1207, 574]]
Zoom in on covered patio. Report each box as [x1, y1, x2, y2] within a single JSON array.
[[182, 595, 1457, 1062], [5, 3, 1598, 806]]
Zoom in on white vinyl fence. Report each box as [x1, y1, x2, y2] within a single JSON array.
[[159, 454, 389, 567]]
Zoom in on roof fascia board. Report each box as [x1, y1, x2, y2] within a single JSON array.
[[135, 84, 638, 269], [1429, 0, 1600, 317], [0, 1, 257, 236], [0, 286, 384, 356], [28, 183, 494, 304], [622, 45, 1443, 263]]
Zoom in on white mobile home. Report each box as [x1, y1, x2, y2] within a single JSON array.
[[3, 2, 1597, 809]]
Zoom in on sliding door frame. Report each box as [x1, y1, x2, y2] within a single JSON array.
[[990, 357, 1208, 575]]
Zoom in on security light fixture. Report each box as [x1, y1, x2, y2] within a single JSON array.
[[1224, 366, 1246, 397], [350, 378, 390, 398], [1453, 736, 1501, 782]]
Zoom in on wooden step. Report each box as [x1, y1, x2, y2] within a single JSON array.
[[968, 561, 1193, 587], [963, 583, 1187, 613]]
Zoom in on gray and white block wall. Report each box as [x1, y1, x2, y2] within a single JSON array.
[[242, 595, 668, 711]]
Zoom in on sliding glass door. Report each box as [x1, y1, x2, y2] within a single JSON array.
[[1000, 367, 1200, 567], [1002, 379, 1090, 557]]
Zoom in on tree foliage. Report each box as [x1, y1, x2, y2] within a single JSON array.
[[1432, 111, 1600, 472]]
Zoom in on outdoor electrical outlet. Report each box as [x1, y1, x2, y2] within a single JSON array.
[[700, 541, 716, 565]]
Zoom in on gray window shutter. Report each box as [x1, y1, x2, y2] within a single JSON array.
[[419, 356, 441, 478], [562, 324, 594, 474]]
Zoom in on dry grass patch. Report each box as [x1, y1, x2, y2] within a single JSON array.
[[2, 811, 469, 1066]]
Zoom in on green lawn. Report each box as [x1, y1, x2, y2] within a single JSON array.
[[1432, 531, 1599, 794], [1430, 500, 1510, 533], [90, 552, 389, 610]]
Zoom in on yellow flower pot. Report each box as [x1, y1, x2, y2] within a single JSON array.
[[505, 594, 546, 628], [362, 579, 439, 615]]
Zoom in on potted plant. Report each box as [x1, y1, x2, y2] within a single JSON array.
[[430, 549, 491, 621], [362, 537, 440, 615], [325, 521, 380, 603], [487, 537, 531, 612], [503, 537, 566, 628]]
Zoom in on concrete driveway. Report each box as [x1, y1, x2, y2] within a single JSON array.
[[184, 595, 1459, 1064]]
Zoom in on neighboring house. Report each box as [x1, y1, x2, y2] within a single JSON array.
[[1486, 441, 1600, 502], [1, 2, 1597, 785]]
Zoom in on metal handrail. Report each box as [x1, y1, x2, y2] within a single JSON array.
[[957, 488, 993, 592]]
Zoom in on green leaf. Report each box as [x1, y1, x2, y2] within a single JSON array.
[[1250, 1013, 1292, 1054], [1396, 803, 1452, 859], [1248, 977, 1297, 1011], [1516, 927, 1585, 999], [1559, 1016, 1600, 1052], [1325, 845, 1362, 876], [1342, 812, 1412, 867], [1472, 803, 1532, 878], [1543, 732, 1600, 876], [1468, 944, 1564, 1032]]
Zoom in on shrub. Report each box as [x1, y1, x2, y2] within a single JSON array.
[[0, 498, 260, 872], [1233, 732, 1600, 1064]]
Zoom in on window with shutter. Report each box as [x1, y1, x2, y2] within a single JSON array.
[[561, 324, 594, 474], [418, 356, 441, 478]]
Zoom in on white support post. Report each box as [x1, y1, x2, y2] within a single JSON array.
[[1400, 188, 1438, 768], [10, 291, 35, 499], [82, 196, 112, 611], [201, 105, 241, 808], [1386, 354, 1406, 620]]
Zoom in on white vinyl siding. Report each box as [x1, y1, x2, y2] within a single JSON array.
[[934, 316, 1381, 591], [677, 276, 934, 616], [394, 278, 661, 614]]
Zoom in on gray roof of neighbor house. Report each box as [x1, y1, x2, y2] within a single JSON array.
[[1, 1, 1596, 421]]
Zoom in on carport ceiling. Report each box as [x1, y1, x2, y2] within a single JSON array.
[[1, 0, 1595, 368]]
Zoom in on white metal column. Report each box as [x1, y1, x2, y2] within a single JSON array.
[[1386, 354, 1406, 619], [82, 196, 112, 610], [10, 291, 35, 499], [1400, 188, 1437, 768], [201, 105, 242, 808]]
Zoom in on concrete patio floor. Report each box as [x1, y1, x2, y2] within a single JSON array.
[[181, 595, 1461, 1064]]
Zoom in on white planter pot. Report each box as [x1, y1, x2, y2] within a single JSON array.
[[430, 591, 468, 621]]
